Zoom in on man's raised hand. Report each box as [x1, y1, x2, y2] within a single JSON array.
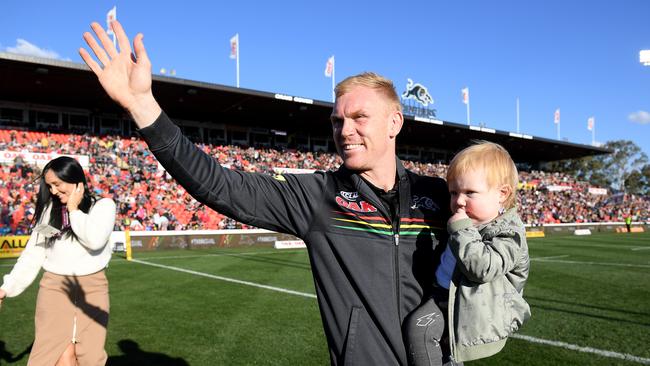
[[79, 20, 161, 128]]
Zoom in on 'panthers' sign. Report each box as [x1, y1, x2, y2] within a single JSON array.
[[402, 79, 434, 107]]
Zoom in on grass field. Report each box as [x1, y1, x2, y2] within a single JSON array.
[[1, 232, 649, 365]]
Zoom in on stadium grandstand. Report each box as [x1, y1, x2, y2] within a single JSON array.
[[1, 51, 648, 237]]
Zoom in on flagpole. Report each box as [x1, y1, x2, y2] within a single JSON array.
[[557, 120, 560, 140], [113, 6, 116, 47], [466, 100, 471, 126], [591, 123, 596, 146], [332, 57, 335, 103], [236, 34, 240, 88], [592, 118, 596, 146], [516, 97, 520, 133], [107, 6, 117, 48]]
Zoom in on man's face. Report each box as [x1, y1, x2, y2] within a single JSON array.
[[330, 86, 402, 173]]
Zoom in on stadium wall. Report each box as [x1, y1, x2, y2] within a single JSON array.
[[525, 222, 649, 236], [3, 223, 648, 260], [111, 229, 304, 253]]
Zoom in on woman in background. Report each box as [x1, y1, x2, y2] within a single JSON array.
[[0, 156, 115, 366]]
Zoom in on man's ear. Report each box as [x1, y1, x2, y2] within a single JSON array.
[[389, 110, 404, 138]]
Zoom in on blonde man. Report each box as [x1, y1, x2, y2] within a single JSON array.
[[81, 21, 452, 365]]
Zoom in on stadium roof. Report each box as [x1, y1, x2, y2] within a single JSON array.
[[0, 52, 610, 164]]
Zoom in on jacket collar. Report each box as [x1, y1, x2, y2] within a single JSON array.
[[338, 156, 410, 223]]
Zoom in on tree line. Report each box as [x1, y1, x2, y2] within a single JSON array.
[[545, 140, 649, 196]]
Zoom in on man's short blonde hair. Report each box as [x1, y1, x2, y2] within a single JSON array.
[[447, 141, 519, 209], [335, 72, 402, 112]]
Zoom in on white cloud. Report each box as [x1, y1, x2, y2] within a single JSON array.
[[5, 39, 61, 59], [628, 110, 650, 125]]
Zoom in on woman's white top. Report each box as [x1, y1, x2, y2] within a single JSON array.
[[1, 198, 116, 297]]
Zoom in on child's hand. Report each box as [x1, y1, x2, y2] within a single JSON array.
[[449, 207, 469, 224]]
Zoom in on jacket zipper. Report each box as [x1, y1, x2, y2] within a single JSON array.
[[393, 179, 403, 322], [394, 228, 401, 320]]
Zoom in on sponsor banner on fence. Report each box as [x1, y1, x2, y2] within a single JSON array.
[[588, 187, 607, 195], [525, 231, 545, 238], [274, 240, 307, 249], [545, 185, 572, 192], [574, 229, 592, 236], [0, 151, 90, 168], [272, 167, 317, 175], [129, 231, 301, 251], [0, 236, 30, 258]]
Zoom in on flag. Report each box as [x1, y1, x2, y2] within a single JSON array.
[[324, 56, 334, 77], [554, 108, 560, 124], [587, 117, 595, 131], [461, 87, 469, 105], [106, 6, 116, 35], [230, 34, 239, 60]]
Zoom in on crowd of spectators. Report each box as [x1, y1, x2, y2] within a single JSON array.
[[0, 128, 648, 235]]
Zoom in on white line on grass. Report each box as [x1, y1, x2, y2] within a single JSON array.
[[133, 258, 650, 364], [135, 249, 305, 261], [530, 255, 569, 261], [529, 242, 641, 250], [512, 334, 650, 365], [130, 259, 316, 299], [631, 246, 650, 251], [531, 258, 650, 269]]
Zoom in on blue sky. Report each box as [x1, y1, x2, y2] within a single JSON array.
[[2, 1, 650, 158]]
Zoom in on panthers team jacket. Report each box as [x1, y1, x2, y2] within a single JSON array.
[[139, 112, 451, 365]]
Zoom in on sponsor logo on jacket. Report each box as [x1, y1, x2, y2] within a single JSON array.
[[336, 191, 378, 212], [411, 195, 440, 212], [340, 191, 359, 201]]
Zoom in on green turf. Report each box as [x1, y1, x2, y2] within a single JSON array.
[[0, 232, 648, 365]]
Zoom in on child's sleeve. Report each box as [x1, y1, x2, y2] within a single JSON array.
[[448, 218, 525, 283]]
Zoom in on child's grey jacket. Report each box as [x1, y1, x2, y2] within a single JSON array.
[[446, 207, 531, 362]]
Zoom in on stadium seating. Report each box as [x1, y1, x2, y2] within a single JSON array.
[[0, 128, 647, 234]]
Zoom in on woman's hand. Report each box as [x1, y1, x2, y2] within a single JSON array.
[[0, 288, 6, 310], [67, 183, 84, 212]]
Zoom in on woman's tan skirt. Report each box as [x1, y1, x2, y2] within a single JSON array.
[[28, 270, 109, 366]]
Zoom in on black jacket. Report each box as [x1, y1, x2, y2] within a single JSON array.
[[140, 112, 451, 365]]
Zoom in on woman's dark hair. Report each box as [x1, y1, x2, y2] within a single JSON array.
[[32, 157, 95, 238]]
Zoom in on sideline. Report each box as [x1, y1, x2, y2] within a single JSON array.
[[529, 258, 650, 269], [529, 255, 569, 261], [131, 259, 316, 299], [631, 246, 650, 251], [512, 334, 650, 365], [135, 249, 305, 261]]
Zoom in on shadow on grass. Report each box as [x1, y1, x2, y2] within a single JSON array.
[[0, 341, 32, 364], [107, 339, 188, 366], [529, 302, 650, 328], [527, 295, 649, 317], [226, 253, 312, 270]]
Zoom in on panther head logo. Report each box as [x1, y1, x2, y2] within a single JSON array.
[[402, 79, 434, 107]]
